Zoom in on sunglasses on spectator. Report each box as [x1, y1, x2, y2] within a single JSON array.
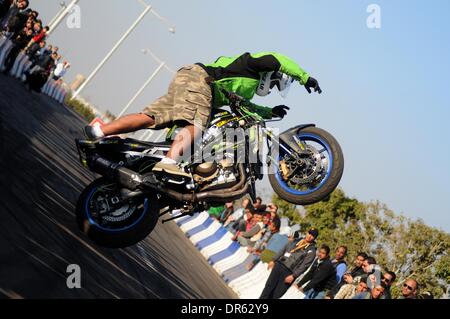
[[382, 276, 391, 283], [403, 284, 414, 291]]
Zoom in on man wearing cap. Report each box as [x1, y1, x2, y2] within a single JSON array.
[[260, 228, 318, 299]]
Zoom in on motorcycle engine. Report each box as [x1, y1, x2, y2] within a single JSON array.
[[193, 159, 238, 191]]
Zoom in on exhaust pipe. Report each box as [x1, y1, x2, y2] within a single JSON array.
[[89, 156, 250, 203], [90, 156, 144, 190]]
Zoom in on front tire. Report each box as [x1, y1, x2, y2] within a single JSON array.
[[76, 178, 159, 248], [269, 127, 344, 205]]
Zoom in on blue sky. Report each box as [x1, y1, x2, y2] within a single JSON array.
[[31, 0, 450, 231]]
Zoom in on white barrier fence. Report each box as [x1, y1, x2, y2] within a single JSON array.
[[0, 36, 68, 105], [175, 211, 305, 299]]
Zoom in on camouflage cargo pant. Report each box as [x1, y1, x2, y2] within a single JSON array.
[[142, 64, 212, 130]]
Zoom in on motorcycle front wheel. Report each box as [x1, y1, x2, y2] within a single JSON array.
[[76, 178, 159, 248], [269, 126, 344, 206]]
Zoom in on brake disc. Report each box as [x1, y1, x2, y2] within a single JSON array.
[[282, 146, 325, 186]]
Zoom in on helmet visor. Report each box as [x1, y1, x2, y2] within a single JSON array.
[[273, 73, 294, 98]]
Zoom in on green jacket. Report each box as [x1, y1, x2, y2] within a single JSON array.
[[201, 52, 310, 119]]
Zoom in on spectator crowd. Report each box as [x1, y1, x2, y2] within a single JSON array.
[[0, 0, 70, 91], [208, 197, 431, 300]]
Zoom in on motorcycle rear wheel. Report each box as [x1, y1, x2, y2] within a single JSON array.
[[76, 178, 159, 248]]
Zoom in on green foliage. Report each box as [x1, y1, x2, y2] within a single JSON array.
[[63, 93, 96, 123], [273, 189, 450, 298]]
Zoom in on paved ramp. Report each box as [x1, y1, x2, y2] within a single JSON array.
[[0, 75, 236, 299]]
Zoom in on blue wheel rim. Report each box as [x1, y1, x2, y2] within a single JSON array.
[[275, 133, 333, 196], [85, 186, 148, 233]]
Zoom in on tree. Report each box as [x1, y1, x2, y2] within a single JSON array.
[[273, 189, 450, 298]]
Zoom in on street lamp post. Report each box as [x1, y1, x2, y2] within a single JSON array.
[[71, 4, 152, 100], [47, 0, 79, 35], [48, 1, 67, 28], [125, 48, 175, 142], [117, 62, 165, 119]]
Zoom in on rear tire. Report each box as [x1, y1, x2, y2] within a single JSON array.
[[269, 127, 344, 205], [76, 178, 159, 248]]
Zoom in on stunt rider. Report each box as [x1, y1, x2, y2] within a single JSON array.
[[84, 52, 322, 178]]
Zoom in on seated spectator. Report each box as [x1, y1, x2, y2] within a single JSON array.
[[218, 201, 234, 224], [251, 196, 266, 214], [361, 256, 382, 291], [381, 271, 396, 299], [326, 252, 368, 299], [221, 218, 282, 283], [265, 203, 278, 220], [249, 216, 281, 255], [223, 198, 249, 229], [399, 279, 419, 299], [259, 228, 318, 299], [331, 246, 348, 284], [352, 282, 386, 299], [296, 244, 337, 299], [246, 224, 290, 272], [229, 201, 255, 234], [207, 204, 225, 220], [334, 277, 369, 299], [236, 212, 265, 247], [261, 212, 271, 229]]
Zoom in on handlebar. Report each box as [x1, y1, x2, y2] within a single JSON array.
[[220, 88, 284, 122], [220, 88, 245, 103]]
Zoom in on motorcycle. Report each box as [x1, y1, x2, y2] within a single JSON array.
[[75, 90, 344, 248]]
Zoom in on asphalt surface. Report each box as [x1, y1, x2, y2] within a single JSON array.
[[0, 74, 236, 299]]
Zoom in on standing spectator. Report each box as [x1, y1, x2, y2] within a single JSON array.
[[259, 228, 318, 299], [326, 252, 368, 298], [334, 277, 369, 299], [26, 43, 51, 74], [3, 1, 29, 37], [331, 246, 348, 284], [296, 244, 337, 299], [399, 279, 419, 299], [353, 283, 386, 300], [381, 271, 396, 299], [2, 26, 32, 73], [25, 38, 44, 58], [0, 0, 13, 21], [25, 23, 47, 50]]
